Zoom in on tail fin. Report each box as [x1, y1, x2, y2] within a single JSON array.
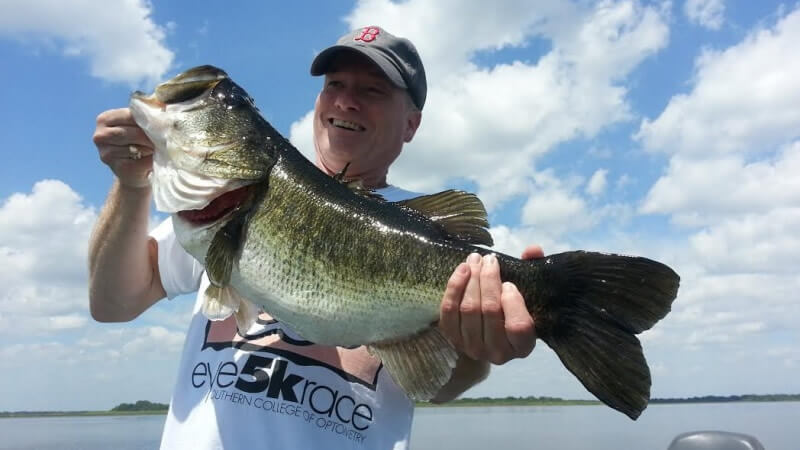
[[528, 251, 679, 420]]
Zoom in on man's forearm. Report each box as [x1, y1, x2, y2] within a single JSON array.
[[429, 354, 490, 404], [88, 180, 164, 322]]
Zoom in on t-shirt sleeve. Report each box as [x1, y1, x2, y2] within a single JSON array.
[[149, 217, 204, 298]]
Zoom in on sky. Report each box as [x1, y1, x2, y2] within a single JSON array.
[[0, 0, 798, 412]]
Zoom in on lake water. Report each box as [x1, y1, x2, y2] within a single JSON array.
[[1, 402, 797, 449]]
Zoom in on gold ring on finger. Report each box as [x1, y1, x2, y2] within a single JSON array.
[[129, 145, 142, 160]]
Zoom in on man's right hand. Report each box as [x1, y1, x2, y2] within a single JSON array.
[[93, 108, 155, 188]]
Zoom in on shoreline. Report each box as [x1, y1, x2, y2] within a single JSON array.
[[3, 397, 798, 419], [0, 410, 168, 419]]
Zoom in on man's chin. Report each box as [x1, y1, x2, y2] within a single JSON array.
[[318, 148, 367, 172]]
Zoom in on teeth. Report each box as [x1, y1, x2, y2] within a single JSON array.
[[331, 119, 365, 131]]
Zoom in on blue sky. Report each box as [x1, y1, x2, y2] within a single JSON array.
[[1, 0, 799, 412]]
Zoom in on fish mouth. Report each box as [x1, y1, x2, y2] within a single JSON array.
[[177, 185, 253, 225], [130, 91, 166, 110], [329, 118, 365, 131]]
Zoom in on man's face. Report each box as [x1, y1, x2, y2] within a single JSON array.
[[313, 53, 421, 185]]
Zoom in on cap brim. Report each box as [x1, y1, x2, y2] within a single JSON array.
[[310, 45, 407, 90]]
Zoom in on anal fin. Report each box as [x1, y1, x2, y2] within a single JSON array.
[[368, 327, 458, 401]]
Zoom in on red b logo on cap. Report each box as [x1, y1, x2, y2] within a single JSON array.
[[355, 26, 380, 43]]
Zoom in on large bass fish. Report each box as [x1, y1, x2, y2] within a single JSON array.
[[129, 65, 679, 420]]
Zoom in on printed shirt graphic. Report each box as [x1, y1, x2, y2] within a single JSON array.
[[152, 186, 419, 450]]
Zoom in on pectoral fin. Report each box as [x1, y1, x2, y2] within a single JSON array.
[[206, 182, 266, 287], [368, 327, 459, 401], [206, 213, 247, 287]]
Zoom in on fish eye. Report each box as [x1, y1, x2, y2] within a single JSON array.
[[210, 79, 256, 110]]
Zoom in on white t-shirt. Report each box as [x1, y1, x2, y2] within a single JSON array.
[[152, 185, 419, 450]]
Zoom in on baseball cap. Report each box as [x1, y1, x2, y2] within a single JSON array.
[[310, 26, 427, 110]]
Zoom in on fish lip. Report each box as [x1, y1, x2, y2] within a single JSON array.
[[130, 91, 166, 109]]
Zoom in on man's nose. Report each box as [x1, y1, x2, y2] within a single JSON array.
[[334, 88, 360, 111]]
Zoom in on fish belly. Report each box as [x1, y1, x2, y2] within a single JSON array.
[[232, 233, 445, 347]]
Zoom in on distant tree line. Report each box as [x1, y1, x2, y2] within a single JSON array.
[[420, 395, 598, 406], [110, 400, 169, 412], [649, 394, 800, 404], [419, 393, 800, 407]]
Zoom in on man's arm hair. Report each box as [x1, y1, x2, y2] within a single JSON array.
[[88, 181, 166, 322]]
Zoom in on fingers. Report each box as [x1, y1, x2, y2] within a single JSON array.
[[93, 108, 155, 188], [500, 282, 536, 358], [93, 108, 153, 149], [94, 125, 154, 148], [480, 254, 514, 364], [440, 263, 469, 349], [96, 108, 137, 127], [97, 144, 154, 166], [459, 253, 484, 359], [521, 244, 544, 260], [439, 249, 540, 365]]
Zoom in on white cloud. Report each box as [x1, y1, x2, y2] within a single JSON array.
[[0, 179, 199, 409], [585, 169, 608, 196], [672, 282, 796, 355], [684, 0, 725, 30], [0, 180, 185, 336], [767, 347, 800, 368], [637, 9, 800, 353], [0, 325, 186, 410], [636, 7, 800, 156], [688, 207, 800, 274], [0, 0, 174, 84], [522, 180, 590, 234], [290, 110, 317, 165], [615, 173, 634, 191], [642, 142, 800, 224], [489, 225, 569, 258], [121, 326, 186, 357], [0, 180, 96, 334]]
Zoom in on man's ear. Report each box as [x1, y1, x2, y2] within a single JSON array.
[[404, 111, 422, 143]]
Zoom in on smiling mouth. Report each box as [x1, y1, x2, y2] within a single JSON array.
[[329, 118, 365, 131]]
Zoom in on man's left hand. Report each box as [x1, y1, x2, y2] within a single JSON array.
[[438, 245, 543, 364]]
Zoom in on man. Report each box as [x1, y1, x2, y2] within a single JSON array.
[[90, 26, 541, 449]]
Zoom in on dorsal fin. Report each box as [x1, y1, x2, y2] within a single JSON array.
[[396, 190, 493, 246]]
